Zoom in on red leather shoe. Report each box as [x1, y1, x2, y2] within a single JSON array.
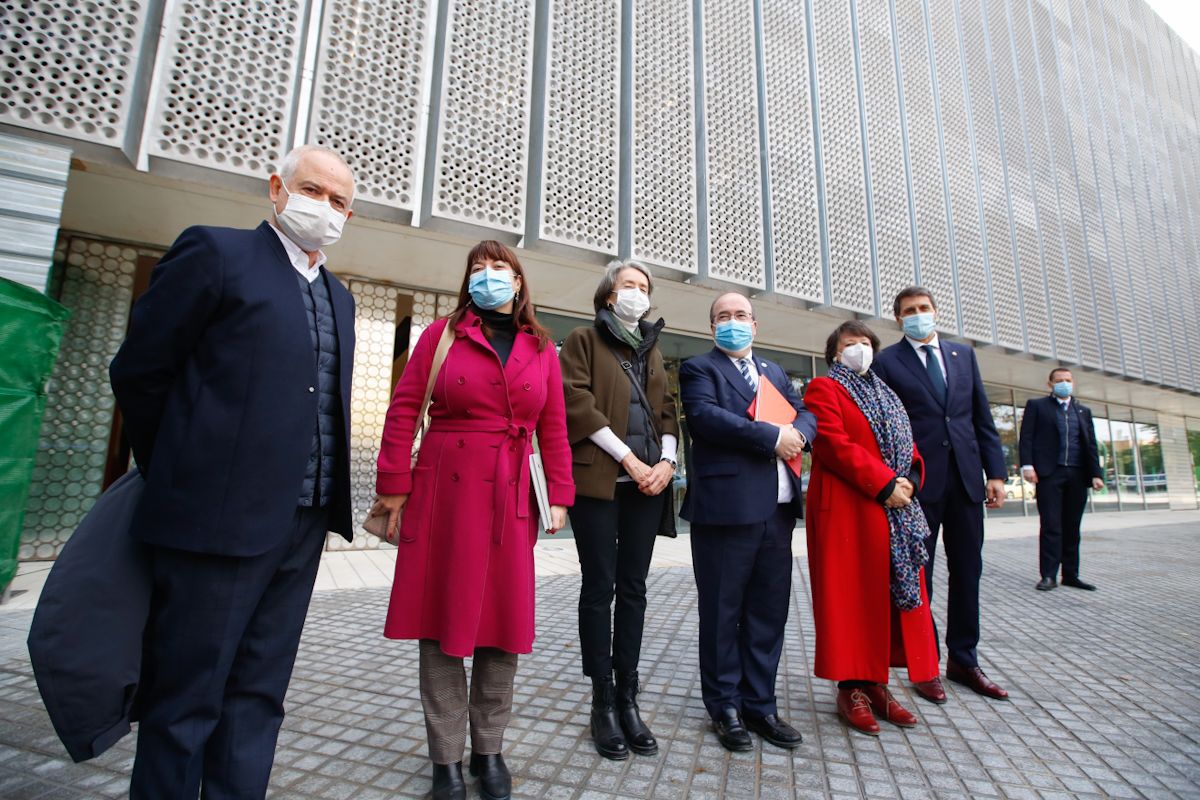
[[836, 688, 880, 735], [946, 661, 1009, 700], [912, 676, 947, 704], [863, 685, 918, 728]]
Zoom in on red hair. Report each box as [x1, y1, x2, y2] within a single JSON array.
[[451, 240, 552, 350]]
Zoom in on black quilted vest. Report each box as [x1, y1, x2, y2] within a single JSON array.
[[296, 270, 341, 507]]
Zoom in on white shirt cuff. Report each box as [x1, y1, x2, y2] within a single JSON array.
[[589, 426, 633, 463], [661, 434, 678, 464]]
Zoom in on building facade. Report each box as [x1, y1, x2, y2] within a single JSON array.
[[2, 0, 1199, 560]]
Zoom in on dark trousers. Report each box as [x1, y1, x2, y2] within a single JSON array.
[[1036, 466, 1088, 580], [569, 483, 665, 677], [130, 506, 329, 800], [920, 471, 984, 669], [690, 505, 795, 719]]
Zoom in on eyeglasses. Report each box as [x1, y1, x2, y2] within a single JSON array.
[[713, 311, 753, 323]]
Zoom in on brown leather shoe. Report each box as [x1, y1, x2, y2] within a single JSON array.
[[912, 676, 947, 704], [946, 661, 1009, 700], [836, 688, 880, 735], [863, 685, 918, 727]]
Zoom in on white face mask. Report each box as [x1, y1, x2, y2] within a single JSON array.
[[274, 181, 347, 251], [840, 342, 873, 375], [612, 287, 650, 324]]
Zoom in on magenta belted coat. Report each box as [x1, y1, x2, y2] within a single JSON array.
[[377, 311, 575, 656]]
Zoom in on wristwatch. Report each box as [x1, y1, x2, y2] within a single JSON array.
[[659, 456, 677, 470]]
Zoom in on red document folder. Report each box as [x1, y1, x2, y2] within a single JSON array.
[[747, 379, 804, 478]]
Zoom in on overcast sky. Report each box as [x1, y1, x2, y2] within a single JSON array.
[[1145, 0, 1200, 58]]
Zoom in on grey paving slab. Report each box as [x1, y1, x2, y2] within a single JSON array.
[[0, 521, 1198, 798]]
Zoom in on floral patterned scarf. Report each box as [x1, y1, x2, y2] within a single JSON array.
[[828, 362, 930, 611]]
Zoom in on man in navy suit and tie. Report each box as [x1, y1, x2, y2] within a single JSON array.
[[109, 145, 358, 798], [1018, 368, 1105, 592], [679, 292, 817, 752], [872, 287, 1009, 704]]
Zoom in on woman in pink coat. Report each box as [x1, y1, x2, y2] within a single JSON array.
[[371, 241, 574, 800]]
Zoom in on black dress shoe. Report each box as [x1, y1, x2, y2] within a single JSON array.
[[744, 713, 803, 749], [713, 707, 753, 752], [431, 762, 467, 800], [1062, 576, 1096, 591], [1035, 577, 1057, 591], [468, 753, 511, 800]]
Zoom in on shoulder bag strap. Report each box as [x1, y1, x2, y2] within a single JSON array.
[[412, 317, 457, 459], [600, 338, 661, 442]]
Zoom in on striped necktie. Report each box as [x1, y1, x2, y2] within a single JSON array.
[[737, 358, 758, 391]]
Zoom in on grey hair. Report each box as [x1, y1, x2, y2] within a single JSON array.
[[277, 144, 357, 203], [593, 259, 654, 313]]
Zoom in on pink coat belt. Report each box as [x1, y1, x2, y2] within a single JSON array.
[[428, 419, 533, 544]]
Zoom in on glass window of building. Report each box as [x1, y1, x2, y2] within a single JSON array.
[[1133, 410, 1168, 509], [987, 385, 1025, 517], [1107, 410, 1142, 510], [1087, 405, 1120, 513], [1188, 419, 1200, 506]]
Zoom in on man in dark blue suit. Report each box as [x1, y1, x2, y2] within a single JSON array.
[[680, 292, 817, 752], [109, 145, 358, 799], [1018, 368, 1105, 592], [873, 287, 1009, 704]]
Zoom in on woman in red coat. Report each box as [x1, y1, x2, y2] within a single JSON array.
[[803, 320, 938, 736], [371, 241, 574, 800]]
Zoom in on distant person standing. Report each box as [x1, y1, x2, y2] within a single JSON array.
[[1018, 368, 1105, 592], [873, 287, 1009, 704]]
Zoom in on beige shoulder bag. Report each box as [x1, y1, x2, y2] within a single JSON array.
[[362, 317, 457, 538]]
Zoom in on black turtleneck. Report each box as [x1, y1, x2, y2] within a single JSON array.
[[472, 303, 518, 366]]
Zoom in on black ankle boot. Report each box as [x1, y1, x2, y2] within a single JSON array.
[[431, 761, 467, 800], [616, 671, 658, 756], [590, 675, 629, 760], [468, 753, 511, 800]]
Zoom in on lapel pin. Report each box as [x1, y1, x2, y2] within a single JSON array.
[[951, 351, 958, 357]]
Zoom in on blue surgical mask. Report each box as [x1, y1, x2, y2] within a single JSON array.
[[468, 268, 515, 310], [1052, 381, 1073, 398], [902, 312, 936, 340], [714, 320, 754, 353]]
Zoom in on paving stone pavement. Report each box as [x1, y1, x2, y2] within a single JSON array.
[[0, 520, 1198, 799]]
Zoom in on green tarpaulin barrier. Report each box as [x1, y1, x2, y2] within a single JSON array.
[[0, 277, 69, 594]]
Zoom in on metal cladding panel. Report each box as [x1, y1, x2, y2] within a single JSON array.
[[702, 0, 765, 288], [631, 0, 698, 273], [0, 134, 71, 292], [145, 0, 307, 178], [813, 0, 874, 315], [539, 0, 620, 254], [1102, 1, 1161, 383], [430, 0, 535, 233], [893, 0, 955, 329], [959, 0, 1022, 350], [928, 0, 988, 340], [1050, 0, 1122, 373], [1073, 0, 1140, 379], [1124, 0, 1177, 386], [1031, 0, 1099, 368], [0, 1, 152, 146], [857, 0, 916, 307], [761, 0, 822, 301], [1015, 0, 1079, 364], [307, 0, 432, 211], [986, 0, 1052, 356]]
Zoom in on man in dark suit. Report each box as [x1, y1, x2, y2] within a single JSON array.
[[872, 287, 1009, 704], [680, 292, 817, 752], [109, 145, 358, 799], [1019, 368, 1105, 592]]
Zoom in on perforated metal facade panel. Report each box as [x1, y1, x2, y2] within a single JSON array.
[[813, 0, 874, 314], [987, 0, 1051, 356], [929, 0, 988, 339], [893, 0, 955, 329], [701, 0, 765, 288], [0, 1, 153, 146], [307, 0, 433, 211], [631, 0, 699, 273], [1050, 0, 1123, 373], [145, 0, 307, 178], [539, 0, 620, 254], [1014, 0, 1078, 364], [959, 0, 1022, 350], [761, 0, 822, 301], [857, 0, 915, 308], [429, 0, 535, 232]]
